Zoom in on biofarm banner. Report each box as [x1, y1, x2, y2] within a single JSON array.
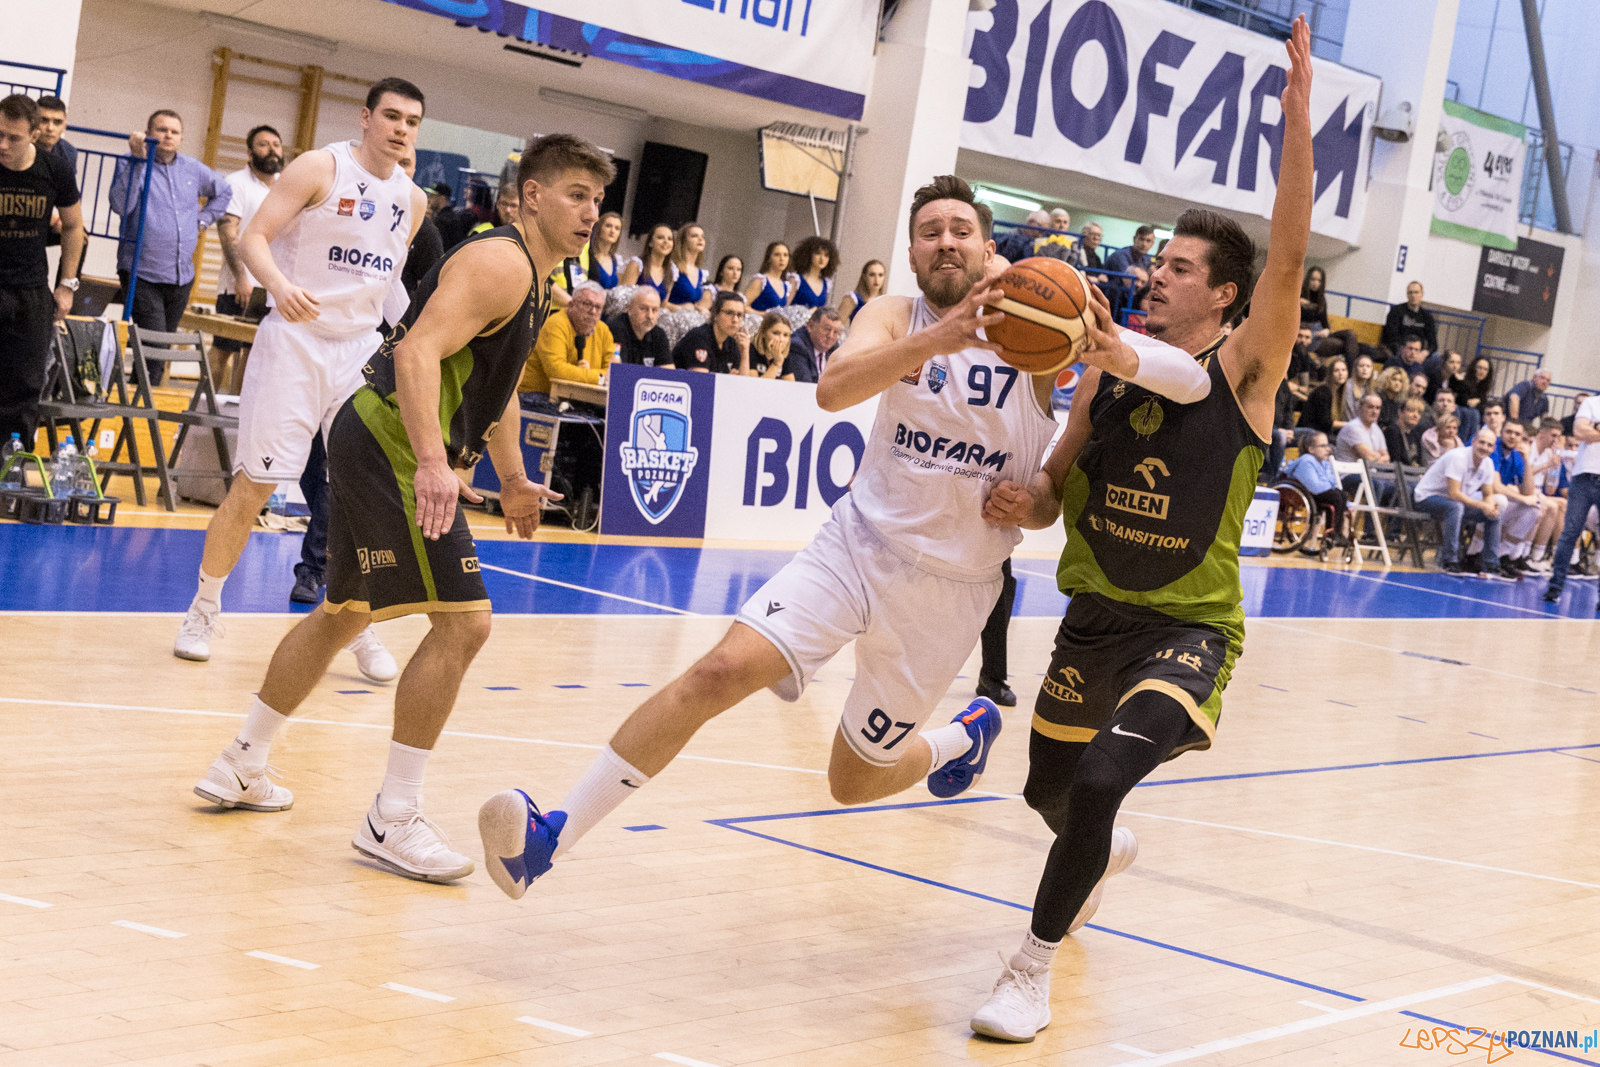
[[1431, 99, 1527, 251], [961, 0, 1382, 243]]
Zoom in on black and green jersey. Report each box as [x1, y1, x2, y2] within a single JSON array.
[[358, 223, 550, 469], [1057, 337, 1265, 654]]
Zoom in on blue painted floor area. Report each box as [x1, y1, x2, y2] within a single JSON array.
[[0, 524, 1595, 618]]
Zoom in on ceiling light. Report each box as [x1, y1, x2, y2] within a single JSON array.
[[974, 187, 1042, 211], [199, 11, 339, 53], [537, 88, 649, 123]]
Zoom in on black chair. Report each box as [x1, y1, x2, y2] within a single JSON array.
[[1369, 461, 1439, 568], [128, 326, 238, 506]]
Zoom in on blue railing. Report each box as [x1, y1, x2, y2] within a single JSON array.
[[1479, 345, 1542, 397], [0, 60, 64, 99], [1324, 289, 1485, 362], [68, 126, 135, 242]]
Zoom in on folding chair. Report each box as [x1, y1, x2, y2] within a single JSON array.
[[128, 326, 238, 505], [1331, 458, 1391, 566], [1368, 461, 1438, 568]]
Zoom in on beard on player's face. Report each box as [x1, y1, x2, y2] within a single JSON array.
[[914, 246, 984, 309]]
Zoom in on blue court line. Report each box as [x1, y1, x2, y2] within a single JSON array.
[[1555, 751, 1600, 765], [1402, 650, 1470, 666], [485, 686, 519, 691], [1469, 732, 1501, 740], [1400, 1011, 1599, 1066], [1328, 699, 1357, 707], [624, 824, 666, 832], [1398, 716, 1428, 723], [1135, 742, 1600, 788]]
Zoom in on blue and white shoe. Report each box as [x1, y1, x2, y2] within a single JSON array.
[[927, 697, 1002, 798], [478, 789, 566, 900]]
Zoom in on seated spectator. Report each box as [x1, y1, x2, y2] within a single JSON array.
[[1281, 432, 1346, 552], [710, 254, 743, 296], [1299, 265, 1331, 338], [1106, 224, 1156, 285], [607, 286, 670, 368], [1385, 398, 1426, 466], [1412, 427, 1507, 575], [1420, 388, 1455, 432], [1299, 356, 1347, 439], [838, 259, 886, 325], [1049, 206, 1073, 232], [1427, 349, 1463, 404], [1285, 325, 1318, 403], [744, 241, 794, 310], [1408, 373, 1429, 405], [746, 312, 791, 379], [1455, 355, 1494, 414], [519, 281, 613, 395], [1525, 417, 1570, 571], [1506, 368, 1552, 422], [1341, 352, 1376, 427], [1387, 337, 1430, 379], [1561, 392, 1590, 436], [424, 181, 451, 220], [995, 210, 1049, 263], [672, 289, 749, 374], [666, 222, 713, 312], [1422, 413, 1461, 465], [1482, 398, 1506, 439], [784, 306, 844, 383], [1381, 279, 1438, 355], [1078, 222, 1107, 276], [1335, 394, 1391, 500], [623, 223, 673, 302], [1375, 364, 1410, 427], [1032, 208, 1078, 263], [1493, 419, 1555, 572], [791, 235, 838, 308], [586, 211, 629, 290]]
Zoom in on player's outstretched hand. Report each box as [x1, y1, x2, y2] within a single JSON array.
[[982, 480, 1034, 528], [413, 458, 463, 541], [272, 284, 322, 323], [922, 262, 1005, 357], [500, 475, 562, 539], [1281, 15, 1312, 122], [1073, 285, 1139, 380]]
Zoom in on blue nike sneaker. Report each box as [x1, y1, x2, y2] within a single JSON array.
[[478, 789, 566, 900], [927, 697, 1002, 798]]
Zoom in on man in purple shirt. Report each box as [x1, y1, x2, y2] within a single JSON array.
[[110, 109, 230, 334]]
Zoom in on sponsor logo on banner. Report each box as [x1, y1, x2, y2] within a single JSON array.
[[961, 0, 1381, 243], [1431, 100, 1527, 250], [619, 379, 701, 524]]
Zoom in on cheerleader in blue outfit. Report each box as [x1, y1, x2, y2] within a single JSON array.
[[710, 254, 744, 298], [744, 241, 794, 311], [587, 211, 630, 290], [666, 222, 713, 312], [838, 258, 886, 324], [791, 235, 838, 308], [625, 223, 674, 302]]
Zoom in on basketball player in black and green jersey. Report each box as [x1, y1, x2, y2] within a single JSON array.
[[190, 135, 614, 884], [967, 18, 1318, 1040]]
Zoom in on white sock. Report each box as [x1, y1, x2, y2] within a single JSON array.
[[553, 745, 651, 859], [230, 697, 287, 772], [196, 567, 227, 609], [920, 720, 976, 769], [1016, 929, 1060, 971], [376, 741, 430, 819]]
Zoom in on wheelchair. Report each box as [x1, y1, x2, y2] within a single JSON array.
[[1271, 478, 1345, 560]]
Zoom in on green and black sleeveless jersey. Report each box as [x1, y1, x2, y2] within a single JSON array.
[[358, 224, 551, 469], [1056, 337, 1266, 647]]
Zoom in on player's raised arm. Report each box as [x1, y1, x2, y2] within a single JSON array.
[[237, 150, 336, 322], [1223, 14, 1313, 422]]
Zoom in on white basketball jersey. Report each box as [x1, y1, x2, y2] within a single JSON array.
[[269, 140, 412, 339], [850, 297, 1057, 576]]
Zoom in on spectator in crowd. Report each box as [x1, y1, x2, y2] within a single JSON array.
[[34, 96, 74, 174], [784, 306, 843, 383], [1299, 265, 1331, 338], [1281, 432, 1346, 552], [423, 181, 451, 219], [744, 240, 793, 311], [469, 180, 518, 238], [1422, 413, 1461, 465], [1375, 364, 1410, 427], [208, 124, 283, 391], [995, 209, 1049, 263], [1561, 392, 1590, 436], [1381, 279, 1438, 354], [1385, 398, 1426, 466], [1079, 222, 1107, 275], [1335, 393, 1389, 466], [710, 254, 743, 296], [624, 223, 673, 302], [1300, 356, 1347, 439], [791, 235, 838, 308], [0, 93, 84, 447], [1414, 427, 1507, 575], [1492, 420, 1557, 572], [666, 221, 712, 312], [1482, 398, 1506, 439], [395, 152, 443, 299], [746, 311, 790, 379], [838, 258, 886, 325], [1285, 324, 1317, 404], [1421, 387, 1456, 432], [586, 211, 627, 290], [1389, 337, 1430, 377], [1428, 349, 1462, 404], [1456, 354, 1495, 415], [1408, 372, 1429, 406], [1106, 223, 1156, 285], [519, 281, 613, 396], [607, 286, 670, 368], [433, 178, 485, 249], [1342, 352, 1376, 426], [110, 108, 231, 335], [672, 289, 749, 374], [1031, 208, 1077, 263], [1542, 391, 1600, 602], [1506, 368, 1552, 422], [1524, 417, 1569, 571], [1265, 376, 1294, 482], [1048, 207, 1072, 232]]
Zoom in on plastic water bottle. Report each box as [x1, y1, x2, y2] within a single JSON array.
[[74, 443, 100, 498], [267, 487, 287, 519], [51, 436, 79, 498], [0, 433, 22, 487]]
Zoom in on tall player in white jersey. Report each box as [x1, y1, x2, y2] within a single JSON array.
[[477, 175, 1212, 899], [172, 78, 427, 673]]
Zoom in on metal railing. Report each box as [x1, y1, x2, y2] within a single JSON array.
[[1164, 0, 1345, 58], [1544, 384, 1593, 423], [1479, 345, 1542, 396], [1323, 290, 1485, 362], [68, 126, 135, 241], [0, 60, 64, 99]]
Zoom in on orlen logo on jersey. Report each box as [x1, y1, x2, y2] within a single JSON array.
[[327, 246, 395, 273], [893, 423, 1009, 469]]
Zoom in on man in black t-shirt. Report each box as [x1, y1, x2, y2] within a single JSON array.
[[0, 94, 84, 447], [672, 289, 748, 373], [1381, 280, 1438, 355], [608, 286, 671, 367]]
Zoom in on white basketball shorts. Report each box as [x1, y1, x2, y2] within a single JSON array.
[[234, 314, 376, 482], [1496, 496, 1543, 542], [735, 496, 1003, 767]]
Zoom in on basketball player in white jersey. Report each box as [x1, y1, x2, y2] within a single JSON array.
[[478, 175, 1212, 899], [172, 78, 427, 676]]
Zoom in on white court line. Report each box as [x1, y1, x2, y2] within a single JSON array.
[[517, 1016, 592, 1037], [1109, 1042, 1157, 1057], [1109, 975, 1505, 1067], [654, 1054, 723, 1067], [112, 919, 186, 939], [1297, 1000, 1344, 1014], [1503, 976, 1600, 1006], [1119, 810, 1600, 890], [1329, 570, 1568, 619], [479, 563, 701, 616], [0, 893, 51, 909], [380, 982, 455, 1003], [245, 950, 319, 970]]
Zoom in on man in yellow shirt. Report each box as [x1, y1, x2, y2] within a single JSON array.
[[520, 280, 613, 395]]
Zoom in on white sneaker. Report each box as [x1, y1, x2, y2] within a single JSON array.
[[174, 599, 224, 662], [345, 628, 398, 684], [970, 952, 1051, 1042], [353, 797, 474, 883], [193, 755, 293, 812], [1525, 556, 1553, 573], [1068, 827, 1139, 934]]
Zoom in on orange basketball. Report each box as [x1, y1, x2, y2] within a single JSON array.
[[988, 257, 1093, 374]]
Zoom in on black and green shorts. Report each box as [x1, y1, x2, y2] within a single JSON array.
[[1032, 592, 1239, 758], [323, 389, 490, 623]]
